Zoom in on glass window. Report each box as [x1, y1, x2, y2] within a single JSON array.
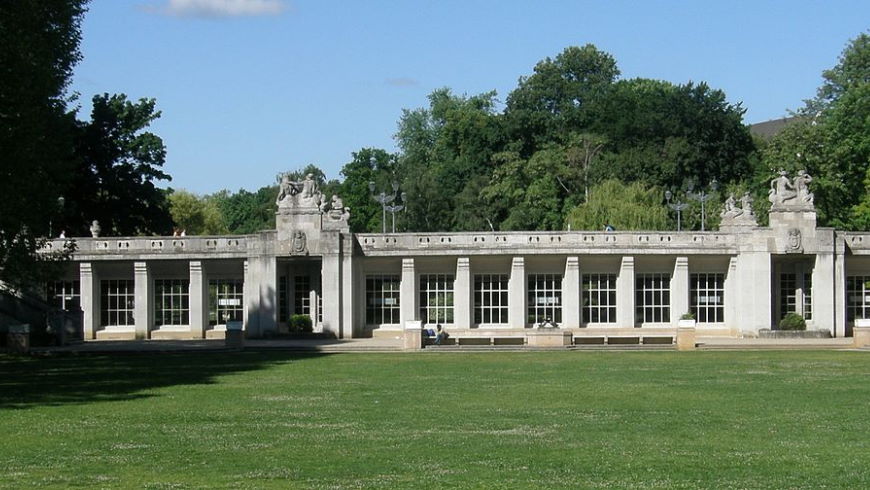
[[527, 274, 562, 325], [365, 275, 400, 325], [846, 276, 870, 321], [582, 274, 616, 324], [636, 273, 671, 324], [474, 274, 509, 325], [48, 280, 80, 311], [419, 274, 454, 326], [294, 275, 311, 316], [100, 279, 134, 326], [155, 279, 189, 326], [691, 273, 725, 323], [803, 272, 813, 321], [278, 275, 288, 321], [209, 279, 243, 326]]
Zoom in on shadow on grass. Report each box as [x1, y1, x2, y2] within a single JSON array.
[[0, 351, 322, 409]]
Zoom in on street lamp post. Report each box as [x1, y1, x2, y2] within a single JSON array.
[[369, 182, 403, 234], [385, 192, 407, 233], [664, 190, 688, 231], [686, 179, 718, 231]]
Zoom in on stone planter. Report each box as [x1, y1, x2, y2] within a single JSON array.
[[758, 329, 832, 339], [678, 319, 697, 328]]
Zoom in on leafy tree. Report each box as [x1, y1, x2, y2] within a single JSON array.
[[588, 79, 755, 190], [764, 33, 869, 229], [213, 186, 277, 235], [0, 0, 87, 288], [505, 44, 619, 153], [167, 189, 228, 235], [68, 94, 173, 236], [339, 148, 398, 232], [564, 180, 669, 231]]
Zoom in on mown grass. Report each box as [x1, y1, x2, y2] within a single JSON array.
[[1, 350, 869, 488]]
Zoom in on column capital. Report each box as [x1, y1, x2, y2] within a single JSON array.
[[189, 260, 203, 274], [134, 261, 149, 274], [457, 257, 470, 271], [512, 256, 525, 269], [566, 256, 579, 271], [674, 256, 689, 270], [80, 262, 94, 275], [402, 257, 415, 272]]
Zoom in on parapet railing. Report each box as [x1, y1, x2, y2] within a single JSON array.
[[41, 236, 249, 256], [356, 231, 737, 255]]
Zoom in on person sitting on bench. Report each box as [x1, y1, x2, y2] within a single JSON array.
[[434, 324, 449, 345]]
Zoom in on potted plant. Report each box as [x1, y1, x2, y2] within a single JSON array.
[[778, 312, 806, 331], [289, 314, 313, 334], [678, 311, 696, 328]]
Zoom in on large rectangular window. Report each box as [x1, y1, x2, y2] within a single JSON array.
[[583, 274, 617, 324], [48, 280, 80, 311], [474, 274, 509, 325], [278, 275, 288, 321], [691, 273, 724, 323], [846, 276, 870, 321], [803, 272, 813, 321], [636, 273, 671, 324], [419, 274, 454, 326], [209, 279, 243, 326], [155, 279, 189, 326], [779, 273, 797, 320], [527, 274, 562, 325], [100, 279, 134, 327], [365, 275, 400, 325], [294, 275, 314, 318]]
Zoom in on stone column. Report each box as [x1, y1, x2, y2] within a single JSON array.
[[189, 261, 208, 339], [724, 257, 738, 330], [671, 257, 690, 326], [133, 261, 151, 340], [509, 257, 526, 328], [245, 255, 278, 338], [79, 262, 98, 340], [340, 238, 355, 338], [242, 259, 251, 334], [616, 256, 635, 328], [563, 257, 581, 328], [400, 258, 417, 328], [812, 253, 836, 332], [454, 257, 472, 328], [834, 239, 847, 338], [321, 252, 342, 338], [735, 252, 772, 334]]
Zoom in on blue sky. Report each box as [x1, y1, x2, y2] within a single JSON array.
[[70, 0, 870, 195]]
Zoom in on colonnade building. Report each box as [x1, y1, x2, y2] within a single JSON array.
[[43, 172, 870, 341]]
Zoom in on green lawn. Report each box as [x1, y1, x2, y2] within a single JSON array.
[[1, 350, 869, 489]]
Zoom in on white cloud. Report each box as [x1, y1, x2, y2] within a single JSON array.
[[151, 0, 287, 18]]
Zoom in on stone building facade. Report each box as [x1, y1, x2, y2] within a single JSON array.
[[42, 172, 870, 341]]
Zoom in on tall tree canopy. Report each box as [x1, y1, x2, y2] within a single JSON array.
[[0, 0, 87, 288], [67, 94, 173, 236]]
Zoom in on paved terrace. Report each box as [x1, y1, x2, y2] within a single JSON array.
[[28, 336, 861, 354]]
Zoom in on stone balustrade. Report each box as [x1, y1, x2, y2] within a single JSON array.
[[357, 231, 737, 256], [42, 236, 250, 259]]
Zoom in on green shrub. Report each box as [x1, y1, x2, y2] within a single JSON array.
[[779, 312, 807, 331], [289, 314, 313, 333], [680, 311, 695, 321]]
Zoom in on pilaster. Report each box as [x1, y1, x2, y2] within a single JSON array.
[[340, 240, 354, 338], [735, 252, 772, 334], [725, 256, 738, 329], [563, 257, 581, 328], [671, 257, 690, 326], [133, 261, 151, 340], [454, 257, 472, 328], [321, 252, 342, 338], [508, 257, 526, 328], [189, 261, 208, 338], [616, 256, 636, 328], [79, 262, 98, 340], [400, 258, 417, 328], [812, 252, 835, 334]]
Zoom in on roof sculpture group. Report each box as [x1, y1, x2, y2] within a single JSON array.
[[276, 173, 349, 222]]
